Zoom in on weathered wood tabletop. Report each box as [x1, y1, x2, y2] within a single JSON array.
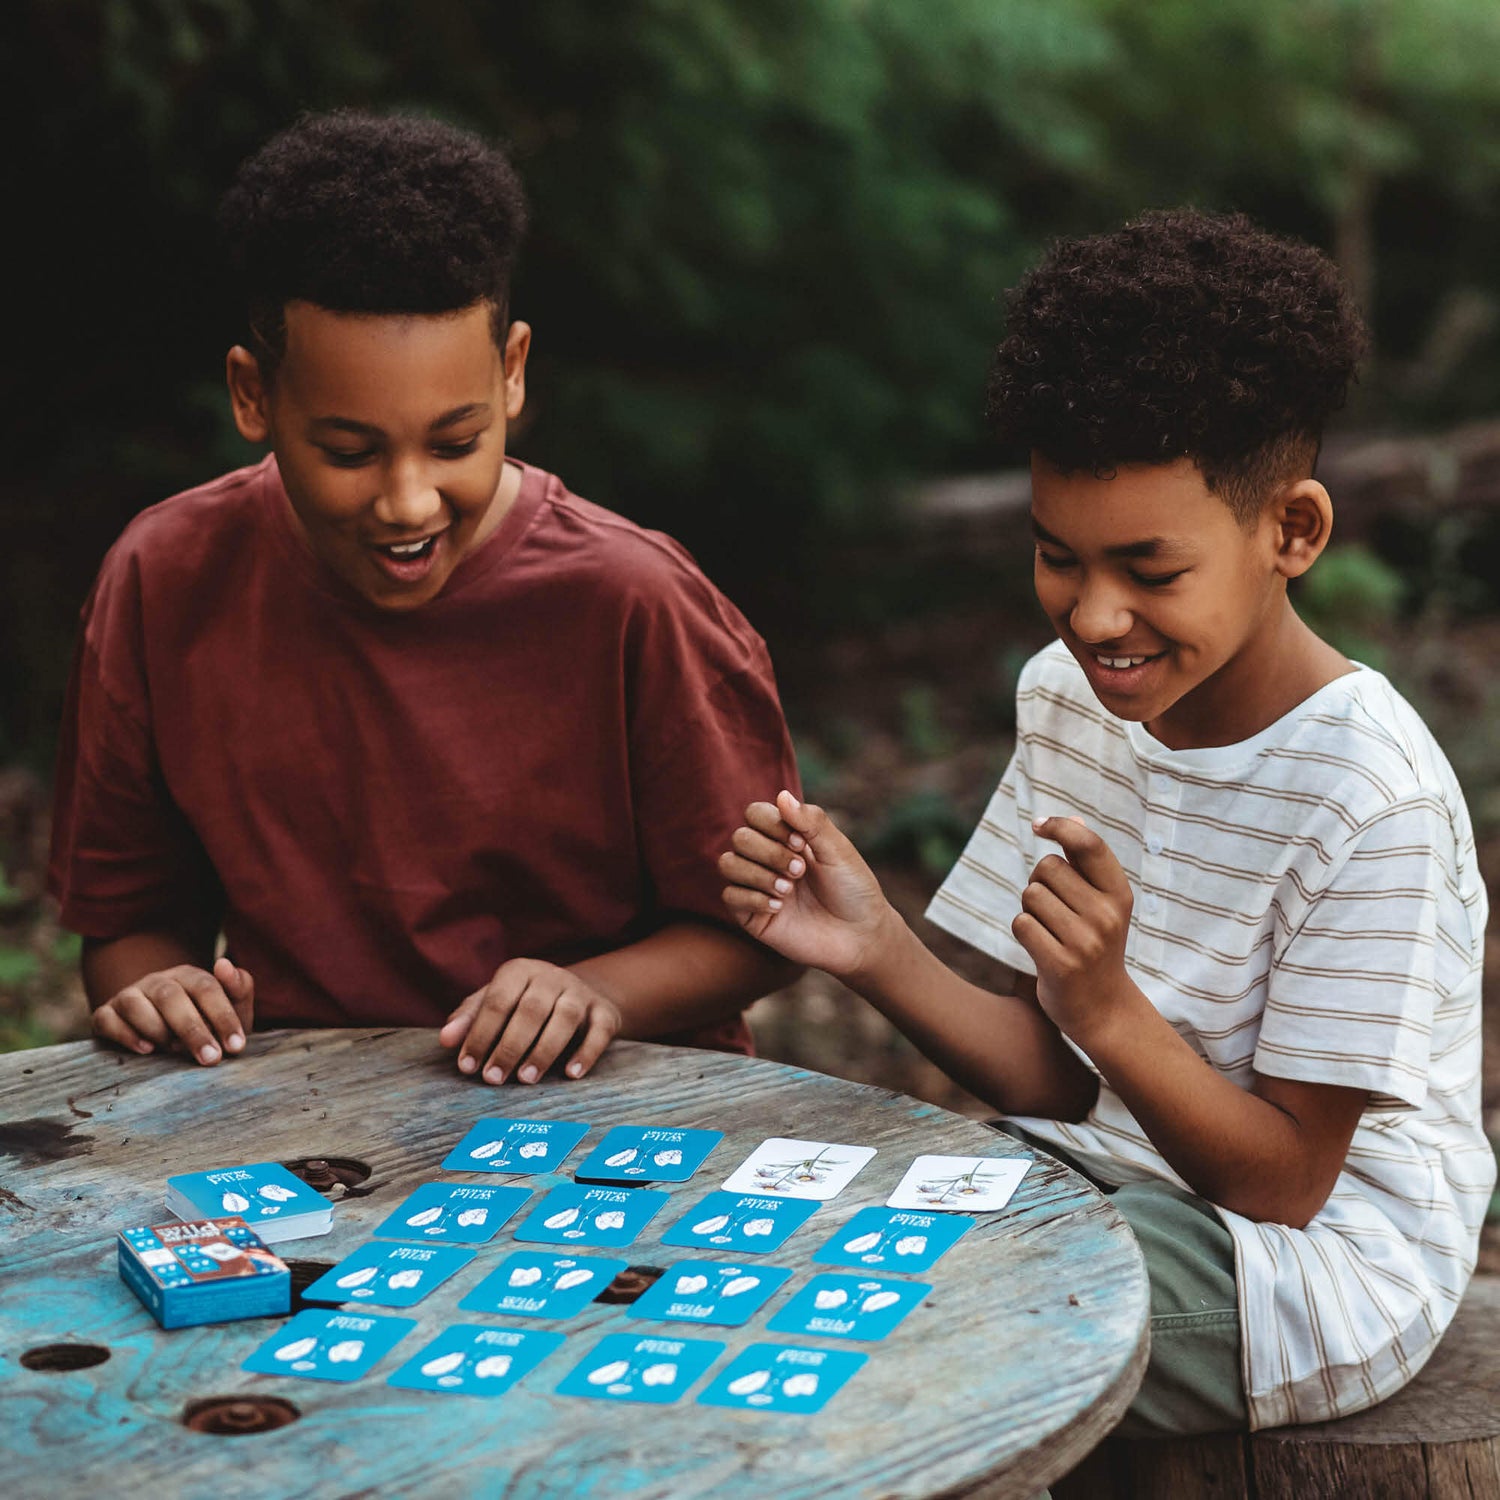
[[1, 1030, 1148, 1500]]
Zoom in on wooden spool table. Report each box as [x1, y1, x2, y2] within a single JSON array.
[[0, 1030, 1148, 1499]]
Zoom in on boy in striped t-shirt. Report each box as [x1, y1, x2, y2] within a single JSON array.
[[720, 210, 1491, 1435]]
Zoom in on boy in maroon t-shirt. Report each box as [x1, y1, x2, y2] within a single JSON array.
[[48, 110, 800, 1085]]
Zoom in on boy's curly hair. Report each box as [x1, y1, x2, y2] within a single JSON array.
[[218, 109, 528, 373], [987, 209, 1369, 520]]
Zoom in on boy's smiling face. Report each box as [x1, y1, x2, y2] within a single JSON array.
[[1030, 454, 1336, 749], [227, 300, 530, 611]]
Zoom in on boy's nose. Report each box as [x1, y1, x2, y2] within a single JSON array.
[[1069, 579, 1133, 642], [373, 458, 444, 530]]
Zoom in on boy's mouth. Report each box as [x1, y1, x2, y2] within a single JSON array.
[[371, 531, 444, 583]]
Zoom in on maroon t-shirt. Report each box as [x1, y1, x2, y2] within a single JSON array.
[[49, 457, 799, 1050]]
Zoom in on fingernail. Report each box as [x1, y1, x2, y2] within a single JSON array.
[[774, 877, 792, 894], [566, 1061, 584, 1077], [768, 898, 783, 911], [198, 1044, 220, 1064], [788, 834, 805, 851], [485, 1066, 505, 1084], [788, 857, 805, 876], [136, 1040, 154, 1053], [458, 1054, 477, 1073], [519, 1064, 538, 1084], [785, 792, 802, 809], [226, 1034, 244, 1052], [1032, 818, 1047, 831]]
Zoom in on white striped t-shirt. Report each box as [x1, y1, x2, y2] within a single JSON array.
[[927, 640, 1491, 1430]]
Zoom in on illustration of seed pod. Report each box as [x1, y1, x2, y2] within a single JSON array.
[[259, 1183, 297, 1202], [474, 1355, 513, 1379], [273, 1337, 318, 1362], [335, 1266, 379, 1289], [594, 1210, 626, 1230], [555, 1268, 594, 1290], [605, 1149, 638, 1167], [782, 1373, 820, 1397], [843, 1232, 881, 1253], [813, 1288, 849, 1310], [326, 1341, 365, 1363], [692, 1215, 729, 1235], [587, 1360, 631, 1385], [727, 1369, 771, 1396], [421, 1351, 466, 1377], [640, 1363, 677, 1386], [387, 1269, 423, 1290], [508, 1266, 543, 1287], [653, 1149, 683, 1166], [544, 1207, 580, 1229], [220, 1192, 250, 1213], [722, 1277, 760, 1297], [860, 1291, 901, 1313], [894, 1236, 928, 1256], [518, 1141, 548, 1159], [406, 1206, 444, 1227], [675, 1273, 709, 1295], [469, 1140, 506, 1159], [741, 1218, 774, 1237], [456, 1208, 488, 1227]]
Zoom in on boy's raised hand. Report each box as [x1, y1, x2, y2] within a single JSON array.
[[719, 790, 893, 979], [1012, 816, 1134, 1042], [92, 957, 253, 1066], [439, 959, 622, 1086]]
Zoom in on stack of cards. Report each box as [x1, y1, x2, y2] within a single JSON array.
[[166, 1162, 333, 1243], [118, 1217, 290, 1328]]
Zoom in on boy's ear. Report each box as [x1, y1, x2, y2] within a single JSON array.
[[1271, 478, 1333, 580], [502, 320, 531, 421], [226, 345, 271, 444]]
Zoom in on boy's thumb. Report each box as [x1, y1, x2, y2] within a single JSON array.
[[776, 789, 823, 838]]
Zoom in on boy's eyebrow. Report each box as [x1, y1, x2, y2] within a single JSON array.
[[1030, 514, 1187, 560], [309, 403, 492, 436]]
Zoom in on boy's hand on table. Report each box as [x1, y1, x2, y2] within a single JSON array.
[[91, 957, 254, 1066], [1013, 816, 1136, 1043], [719, 790, 900, 981], [439, 959, 622, 1085]]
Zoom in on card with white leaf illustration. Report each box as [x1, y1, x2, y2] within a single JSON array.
[[697, 1343, 867, 1414], [659, 1190, 819, 1253], [719, 1138, 876, 1201], [165, 1161, 332, 1243], [242, 1308, 415, 1382], [372, 1182, 531, 1244], [556, 1332, 724, 1405], [386, 1324, 564, 1397], [886, 1154, 1029, 1212], [512, 1184, 669, 1248], [766, 1273, 929, 1342], [627, 1259, 792, 1327], [441, 1118, 589, 1175], [573, 1126, 723, 1184], [458, 1251, 628, 1319], [300, 1241, 476, 1308], [812, 1207, 973, 1273]]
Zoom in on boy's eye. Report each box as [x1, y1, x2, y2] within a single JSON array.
[[1035, 549, 1075, 571], [319, 447, 376, 468], [433, 436, 481, 460], [1131, 570, 1186, 588]]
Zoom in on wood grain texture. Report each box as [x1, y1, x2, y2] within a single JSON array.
[[0, 1031, 1148, 1500]]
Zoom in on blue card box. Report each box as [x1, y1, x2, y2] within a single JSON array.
[[118, 1216, 290, 1329]]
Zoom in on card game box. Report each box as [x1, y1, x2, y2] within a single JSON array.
[[118, 1216, 291, 1329], [165, 1161, 333, 1242]]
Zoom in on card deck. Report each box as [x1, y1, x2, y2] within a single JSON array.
[[719, 1138, 876, 1201], [885, 1154, 1029, 1212], [300, 1242, 476, 1308], [659, 1191, 820, 1254], [556, 1333, 724, 1405], [697, 1343, 867, 1413], [626, 1259, 791, 1327], [372, 1182, 530, 1244], [442, 1118, 589, 1175], [386, 1325, 564, 1396], [242, 1308, 415, 1382], [766, 1273, 929, 1341], [165, 1162, 332, 1243], [573, 1126, 722, 1184], [511, 1184, 669, 1248], [812, 1207, 973, 1274], [118, 1217, 289, 1328], [459, 1251, 629, 1319]]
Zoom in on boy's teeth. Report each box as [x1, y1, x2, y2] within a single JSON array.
[[385, 539, 431, 557], [1098, 654, 1149, 669]]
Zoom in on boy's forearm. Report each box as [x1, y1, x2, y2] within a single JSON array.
[[567, 920, 800, 1039], [846, 913, 1098, 1120], [81, 931, 211, 1009]]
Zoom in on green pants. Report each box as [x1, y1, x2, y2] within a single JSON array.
[[995, 1123, 1248, 1440]]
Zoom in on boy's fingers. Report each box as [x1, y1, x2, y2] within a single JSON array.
[[151, 984, 226, 1065], [439, 988, 485, 1047], [185, 968, 246, 1053], [1011, 910, 1066, 970], [92, 1003, 153, 1054], [729, 825, 807, 877], [721, 884, 781, 917], [112, 987, 174, 1046], [456, 976, 525, 1077], [1019, 880, 1083, 947], [1032, 816, 1130, 897], [718, 849, 795, 897], [562, 1012, 618, 1080], [513, 1004, 588, 1084], [743, 801, 799, 843], [214, 958, 255, 1043], [481, 982, 561, 1084]]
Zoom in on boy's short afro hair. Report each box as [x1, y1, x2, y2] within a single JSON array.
[[219, 109, 528, 369], [987, 209, 1369, 518]]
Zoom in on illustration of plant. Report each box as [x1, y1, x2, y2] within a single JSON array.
[[914, 1163, 1001, 1205], [752, 1147, 845, 1192]]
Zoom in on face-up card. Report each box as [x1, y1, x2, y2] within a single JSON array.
[[372, 1183, 531, 1244], [886, 1154, 1029, 1212], [442, 1118, 589, 1175], [512, 1184, 669, 1248], [165, 1162, 332, 1241], [697, 1343, 867, 1414], [720, 1138, 876, 1201], [573, 1126, 723, 1184], [458, 1251, 628, 1319], [242, 1308, 415, 1382], [812, 1207, 973, 1273], [386, 1324, 564, 1396], [626, 1259, 791, 1327], [555, 1333, 724, 1405], [659, 1191, 819, 1254], [766, 1273, 929, 1341], [300, 1242, 476, 1308]]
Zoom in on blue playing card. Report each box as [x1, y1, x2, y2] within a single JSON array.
[[372, 1182, 531, 1244], [242, 1308, 415, 1382], [812, 1207, 973, 1274], [442, 1118, 590, 1174], [766, 1273, 930, 1341], [659, 1191, 820, 1254], [512, 1184, 669, 1248], [556, 1333, 724, 1405], [301, 1241, 476, 1308], [165, 1161, 332, 1242], [573, 1126, 723, 1184], [697, 1343, 867, 1413], [386, 1325, 564, 1396], [627, 1259, 791, 1327], [459, 1251, 628, 1319]]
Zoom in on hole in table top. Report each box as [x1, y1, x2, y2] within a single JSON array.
[[594, 1265, 666, 1305], [281, 1156, 373, 1199], [282, 1258, 342, 1312], [20, 1343, 111, 1372], [183, 1396, 300, 1435]]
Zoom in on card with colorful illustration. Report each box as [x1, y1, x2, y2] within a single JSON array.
[[766, 1273, 929, 1342], [458, 1251, 628, 1319], [371, 1182, 531, 1245], [242, 1308, 415, 1382], [556, 1333, 724, 1405], [572, 1126, 723, 1184], [812, 1207, 973, 1273], [697, 1343, 867, 1414], [719, 1138, 876, 1201], [626, 1259, 791, 1328], [442, 1118, 590, 1175], [300, 1241, 476, 1308], [885, 1154, 1030, 1213], [659, 1191, 819, 1254], [386, 1325, 564, 1397], [511, 1184, 669, 1248], [165, 1162, 332, 1243]]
